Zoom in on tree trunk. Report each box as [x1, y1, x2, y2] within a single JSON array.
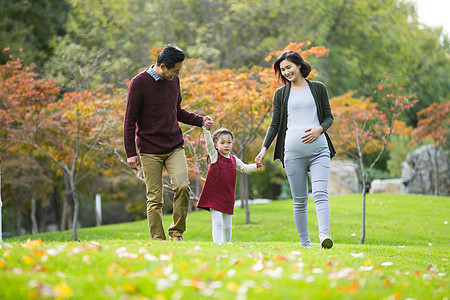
[[360, 187, 366, 245], [60, 172, 71, 231], [14, 195, 22, 236], [31, 197, 38, 234], [69, 175, 79, 241], [39, 204, 48, 233]]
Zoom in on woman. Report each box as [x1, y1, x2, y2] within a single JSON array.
[[255, 50, 336, 248]]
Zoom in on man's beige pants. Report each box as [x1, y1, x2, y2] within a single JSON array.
[[140, 148, 190, 240]]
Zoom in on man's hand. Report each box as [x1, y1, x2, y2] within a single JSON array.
[[203, 115, 214, 130], [127, 156, 140, 170]]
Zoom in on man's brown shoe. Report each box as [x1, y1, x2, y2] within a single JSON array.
[[169, 236, 183, 241]]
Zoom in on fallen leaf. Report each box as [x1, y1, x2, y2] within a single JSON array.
[[53, 283, 73, 298], [216, 271, 226, 280], [350, 253, 364, 258], [123, 283, 138, 293], [324, 261, 333, 268], [274, 255, 287, 262], [347, 282, 360, 293], [227, 269, 237, 277], [23, 256, 34, 265], [24, 239, 43, 249], [359, 266, 373, 271], [144, 253, 158, 262], [33, 249, 45, 257], [363, 259, 372, 266], [199, 263, 209, 271], [31, 264, 48, 273], [226, 281, 239, 292], [251, 259, 265, 272]]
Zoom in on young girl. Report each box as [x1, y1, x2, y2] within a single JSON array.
[[197, 127, 260, 243]]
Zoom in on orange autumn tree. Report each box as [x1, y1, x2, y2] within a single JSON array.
[[28, 88, 122, 241], [329, 74, 418, 244], [0, 58, 60, 242], [180, 42, 329, 223], [411, 102, 450, 195]]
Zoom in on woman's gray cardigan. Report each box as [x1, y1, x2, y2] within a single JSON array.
[[262, 79, 336, 167]]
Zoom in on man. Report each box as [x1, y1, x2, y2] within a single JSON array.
[[124, 44, 213, 241]]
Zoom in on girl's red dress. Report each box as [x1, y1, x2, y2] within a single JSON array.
[[196, 153, 237, 214]]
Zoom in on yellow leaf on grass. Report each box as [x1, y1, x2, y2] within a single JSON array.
[[123, 283, 138, 293], [28, 290, 40, 299], [394, 292, 404, 299], [25, 238, 43, 249], [53, 283, 74, 298], [107, 267, 115, 276], [23, 256, 34, 265], [363, 259, 372, 266], [180, 262, 188, 269], [324, 261, 333, 268], [216, 271, 226, 280], [0, 259, 6, 268], [226, 281, 239, 292]]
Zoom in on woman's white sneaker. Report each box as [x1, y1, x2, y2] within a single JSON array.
[[320, 235, 333, 249]]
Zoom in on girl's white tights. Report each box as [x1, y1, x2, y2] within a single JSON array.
[[210, 208, 233, 243]]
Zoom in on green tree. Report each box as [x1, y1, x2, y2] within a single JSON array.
[[0, 0, 70, 65]]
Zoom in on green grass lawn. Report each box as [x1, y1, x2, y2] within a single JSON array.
[[1, 194, 448, 299]]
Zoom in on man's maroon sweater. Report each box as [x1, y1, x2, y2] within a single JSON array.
[[123, 70, 203, 158]]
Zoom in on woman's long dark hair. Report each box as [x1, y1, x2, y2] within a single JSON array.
[[273, 50, 312, 85]]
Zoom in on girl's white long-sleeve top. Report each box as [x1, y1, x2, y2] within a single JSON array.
[[203, 128, 258, 173]]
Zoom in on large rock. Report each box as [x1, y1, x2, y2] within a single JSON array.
[[329, 160, 360, 195], [401, 145, 450, 196], [369, 178, 406, 194]]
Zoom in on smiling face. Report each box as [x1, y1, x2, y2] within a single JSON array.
[[279, 59, 302, 83], [214, 133, 233, 156], [160, 61, 183, 80]]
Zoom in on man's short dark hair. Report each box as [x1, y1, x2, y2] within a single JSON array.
[[156, 45, 185, 69]]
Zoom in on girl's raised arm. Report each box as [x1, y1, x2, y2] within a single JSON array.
[[202, 128, 218, 163]]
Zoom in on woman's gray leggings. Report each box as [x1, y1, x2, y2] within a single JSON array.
[[285, 151, 331, 247]]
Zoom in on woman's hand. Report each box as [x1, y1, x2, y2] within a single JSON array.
[[301, 126, 323, 143], [255, 147, 267, 168]]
